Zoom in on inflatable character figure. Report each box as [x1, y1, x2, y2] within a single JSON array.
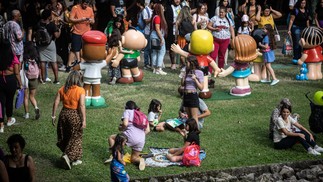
[[73, 30, 115, 108], [218, 35, 257, 96], [294, 26, 323, 80], [113, 29, 147, 84], [171, 30, 221, 99]]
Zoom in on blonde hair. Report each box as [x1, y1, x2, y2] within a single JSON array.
[[64, 70, 83, 93], [177, 6, 193, 23]]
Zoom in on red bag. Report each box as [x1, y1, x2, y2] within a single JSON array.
[[132, 109, 148, 130], [182, 143, 201, 167]]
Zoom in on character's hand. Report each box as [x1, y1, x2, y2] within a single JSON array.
[[171, 43, 182, 54], [218, 68, 226, 77], [213, 68, 221, 77]]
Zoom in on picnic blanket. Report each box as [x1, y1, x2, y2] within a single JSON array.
[[144, 147, 206, 167]]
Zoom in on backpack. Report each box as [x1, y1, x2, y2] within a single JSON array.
[[34, 23, 51, 46], [306, 93, 323, 133], [182, 143, 201, 167], [179, 18, 194, 37], [132, 109, 148, 130], [137, 7, 150, 30], [24, 60, 39, 79]]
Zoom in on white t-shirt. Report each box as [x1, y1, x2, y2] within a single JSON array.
[[142, 6, 153, 35], [192, 13, 209, 29], [238, 26, 251, 35], [273, 115, 297, 143], [148, 111, 159, 126], [210, 16, 231, 39]]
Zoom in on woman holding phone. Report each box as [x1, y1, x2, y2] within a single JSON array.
[[181, 55, 204, 126]]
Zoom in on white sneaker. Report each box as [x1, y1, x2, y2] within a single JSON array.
[[7, 118, 16, 126], [156, 69, 167, 75], [152, 68, 156, 74], [314, 146, 323, 153], [46, 77, 51, 82], [139, 158, 145, 171], [0, 127, 3, 133], [71, 160, 82, 166], [308, 148, 321, 156], [270, 79, 280, 86], [58, 65, 66, 71], [61, 155, 71, 170], [24, 113, 30, 119]]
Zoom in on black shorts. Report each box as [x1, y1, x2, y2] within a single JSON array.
[[120, 58, 138, 69], [183, 92, 199, 108], [200, 66, 209, 76], [71, 33, 82, 52]]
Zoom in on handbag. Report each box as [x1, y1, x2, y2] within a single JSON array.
[[15, 88, 24, 109], [274, 25, 280, 42], [151, 38, 161, 50]]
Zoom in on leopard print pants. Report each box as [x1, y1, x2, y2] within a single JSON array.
[[56, 108, 83, 161]]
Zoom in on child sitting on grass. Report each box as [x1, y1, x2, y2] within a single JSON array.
[[166, 118, 200, 162], [148, 99, 165, 131]]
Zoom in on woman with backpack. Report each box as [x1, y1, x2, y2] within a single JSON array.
[[107, 100, 150, 170], [176, 6, 197, 68], [22, 42, 41, 120], [150, 3, 168, 75]]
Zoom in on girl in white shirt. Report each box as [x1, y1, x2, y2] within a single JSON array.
[[273, 104, 323, 155]]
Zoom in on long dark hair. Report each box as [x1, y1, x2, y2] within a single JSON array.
[[264, 24, 276, 50], [23, 41, 39, 62], [148, 99, 162, 113], [219, 0, 231, 8], [280, 103, 292, 115], [108, 29, 122, 48], [113, 15, 125, 35], [152, 4, 168, 37], [125, 100, 139, 110], [186, 118, 200, 134], [185, 55, 200, 75], [0, 42, 14, 71], [110, 133, 127, 158], [294, 0, 307, 10]]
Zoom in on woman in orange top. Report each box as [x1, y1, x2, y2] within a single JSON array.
[[52, 70, 86, 170]]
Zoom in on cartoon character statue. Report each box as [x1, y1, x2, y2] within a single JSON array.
[[73, 30, 115, 108], [294, 26, 323, 80], [218, 34, 257, 96], [171, 30, 221, 99], [112, 29, 147, 84]]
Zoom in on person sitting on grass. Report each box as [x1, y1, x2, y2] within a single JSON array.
[[166, 118, 200, 162], [273, 103, 323, 156], [148, 99, 166, 132]]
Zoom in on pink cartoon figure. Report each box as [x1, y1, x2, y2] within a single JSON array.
[[218, 34, 257, 96], [295, 26, 323, 80]]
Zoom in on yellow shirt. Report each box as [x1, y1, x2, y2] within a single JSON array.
[[258, 14, 275, 29]]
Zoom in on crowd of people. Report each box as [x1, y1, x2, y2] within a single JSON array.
[[0, 0, 323, 181]]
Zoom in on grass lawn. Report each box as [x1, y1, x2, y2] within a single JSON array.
[[1, 54, 323, 181]]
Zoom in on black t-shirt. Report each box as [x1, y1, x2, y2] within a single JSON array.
[[316, 8, 323, 21], [36, 21, 58, 40], [291, 8, 309, 28], [110, 0, 126, 15], [185, 131, 200, 146]]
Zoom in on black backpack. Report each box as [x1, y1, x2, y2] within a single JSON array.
[[34, 23, 52, 46], [306, 93, 323, 133], [179, 18, 194, 37]]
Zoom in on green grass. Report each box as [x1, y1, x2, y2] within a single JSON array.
[[1, 55, 323, 181]]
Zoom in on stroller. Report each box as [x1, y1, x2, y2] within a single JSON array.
[[306, 92, 323, 133]]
